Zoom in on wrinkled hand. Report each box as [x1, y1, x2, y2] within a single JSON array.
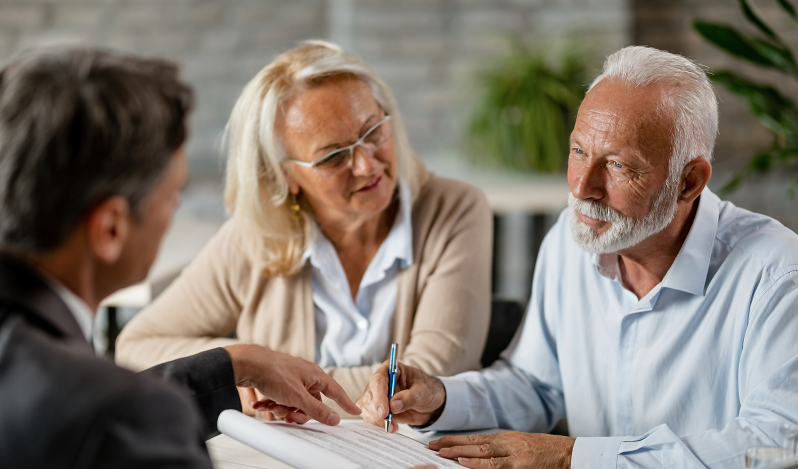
[[357, 361, 445, 433], [429, 432, 575, 468], [225, 344, 360, 425]]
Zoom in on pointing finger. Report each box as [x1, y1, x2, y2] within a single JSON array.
[[317, 372, 361, 416], [285, 410, 311, 425], [294, 389, 341, 426]]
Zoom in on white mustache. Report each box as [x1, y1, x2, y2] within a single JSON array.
[[567, 194, 626, 224]]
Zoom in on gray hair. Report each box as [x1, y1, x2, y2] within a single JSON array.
[[223, 40, 427, 276], [0, 46, 192, 253], [589, 46, 718, 178]]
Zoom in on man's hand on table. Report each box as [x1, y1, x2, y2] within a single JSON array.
[[224, 344, 361, 425], [357, 361, 446, 433], [429, 432, 574, 469]]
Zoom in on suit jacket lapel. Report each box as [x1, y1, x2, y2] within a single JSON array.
[[0, 253, 91, 352]]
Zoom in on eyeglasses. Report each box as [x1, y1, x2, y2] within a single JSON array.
[[285, 115, 392, 178]]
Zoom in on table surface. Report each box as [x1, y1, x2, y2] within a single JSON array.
[[207, 420, 506, 469]]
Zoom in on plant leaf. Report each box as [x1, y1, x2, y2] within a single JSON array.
[[721, 172, 744, 194], [775, 0, 798, 20], [464, 40, 586, 173], [777, 146, 798, 161], [693, 21, 780, 68], [740, 0, 779, 41], [750, 151, 773, 172], [789, 178, 798, 199], [709, 70, 798, 137], [749, 37, 798, 75]]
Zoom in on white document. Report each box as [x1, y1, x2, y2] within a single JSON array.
[[217, 409, 461, 469]]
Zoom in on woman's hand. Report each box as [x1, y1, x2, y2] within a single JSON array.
[[357, 360, 446, 432], [225, 344, 361, 425]]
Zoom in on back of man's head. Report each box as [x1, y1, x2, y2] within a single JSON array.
[[0, 46, 193, 253]]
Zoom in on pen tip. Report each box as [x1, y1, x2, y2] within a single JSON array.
[[384, 420, 389, 433]]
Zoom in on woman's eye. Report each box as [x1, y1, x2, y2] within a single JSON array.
[[573, 148, 584, 155]]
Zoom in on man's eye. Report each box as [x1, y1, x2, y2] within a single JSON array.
[[573, 148, 584, 154], [612, 161, 623, 169]]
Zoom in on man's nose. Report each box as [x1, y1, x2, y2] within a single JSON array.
[[569, 159, 605, 201]]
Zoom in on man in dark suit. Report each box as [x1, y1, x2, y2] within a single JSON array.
[[0, 46, 360, 468]]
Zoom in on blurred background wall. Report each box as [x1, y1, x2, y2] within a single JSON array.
[[0, 0, 629, 177], [1, 0, 796, 306]]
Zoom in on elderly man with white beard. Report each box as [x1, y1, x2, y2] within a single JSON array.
[[355, 45, 798, 469]]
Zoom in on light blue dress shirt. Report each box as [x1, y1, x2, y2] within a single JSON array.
[[427, 188, 798, 468], [309, 181, 413, 368]]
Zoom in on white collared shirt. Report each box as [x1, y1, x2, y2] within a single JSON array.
[[428, 188, 798, 468], [309, 181, 413, 368], [40, 273, 94, 343]]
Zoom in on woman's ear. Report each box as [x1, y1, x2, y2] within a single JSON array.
[[85, 196, 131, 264], [284, 168, 301, 196]]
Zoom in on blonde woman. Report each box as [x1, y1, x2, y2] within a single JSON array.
[[116, 41, 492, 416]]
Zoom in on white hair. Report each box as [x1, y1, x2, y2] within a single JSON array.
[[223, 40, 427, 276], [590, 45, 718, 181]]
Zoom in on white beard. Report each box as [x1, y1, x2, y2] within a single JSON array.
[[568, 176, 680, 254]]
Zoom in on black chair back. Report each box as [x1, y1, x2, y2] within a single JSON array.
[[481, 298, 525, 368]]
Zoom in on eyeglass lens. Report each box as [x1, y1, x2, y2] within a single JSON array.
[[315, 119, 390, 175]]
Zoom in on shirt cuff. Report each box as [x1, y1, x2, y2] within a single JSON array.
[[413, 376, 470, 432], [571, 436, 622, 469]]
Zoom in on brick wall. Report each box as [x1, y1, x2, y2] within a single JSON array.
[[0, 0, 327, 177], [0, 0, 628, 176]]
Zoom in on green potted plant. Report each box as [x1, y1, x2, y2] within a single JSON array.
[[464, 40, 589, 173]]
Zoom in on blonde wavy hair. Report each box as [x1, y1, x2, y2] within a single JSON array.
[[223, 40, 428, 277]]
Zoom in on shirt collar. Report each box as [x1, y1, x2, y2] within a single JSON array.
[[386, 179, 414, 269], [308, 179, 414, 282], [39, 273, 94, 343], [592, 187, 719, 297], [662, 187, 719, 296]]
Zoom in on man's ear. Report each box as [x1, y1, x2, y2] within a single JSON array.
[[679, 157, 712, 205], [85, 196, 131, 264]]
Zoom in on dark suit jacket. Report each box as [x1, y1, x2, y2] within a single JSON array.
[[0, 254, 241, 468]]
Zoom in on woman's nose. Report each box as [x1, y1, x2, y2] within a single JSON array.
[[350, 145, 379, 176]]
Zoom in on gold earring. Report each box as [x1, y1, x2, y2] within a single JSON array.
[[291, 193, 301, 219]]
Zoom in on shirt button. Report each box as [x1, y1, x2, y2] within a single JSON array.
[[357, 319, 368, 330]]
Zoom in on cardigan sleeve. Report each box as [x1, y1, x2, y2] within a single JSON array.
[[323, 179, 493, 407], [115, 220, 247, 371]]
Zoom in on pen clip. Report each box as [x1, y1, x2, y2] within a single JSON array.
[[389, 343, 398, 373]]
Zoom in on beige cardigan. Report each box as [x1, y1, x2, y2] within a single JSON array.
[[116, 175, 492, 414]]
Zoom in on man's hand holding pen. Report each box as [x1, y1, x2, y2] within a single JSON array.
[[356, 360, 446, 433], [358, 361, 575, 469]]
